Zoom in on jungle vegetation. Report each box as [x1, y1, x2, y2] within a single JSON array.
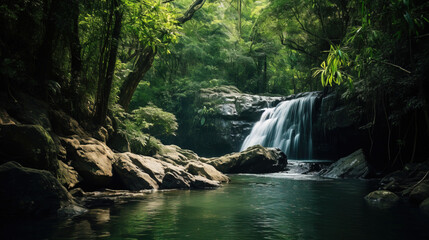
[[1, 0, 428, 168]]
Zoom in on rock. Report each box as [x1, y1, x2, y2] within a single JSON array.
[[49, 110, 88, 137], [191, 175, 221, 189], [69, 188, 85, 198], [201, 145, 287, 173], [160, 163, 197, 189], [116, 152, 166, 185], [57, 160, 81, 189], [57, 144, 68, 162], [155, 144, 199, 166], [321, 149, 370, 179], [0, 161, 76, 217], [380, 162, 429, 194], [57, 204, 88, 218], [107, 131, 130, 153], [312, 91, 364, 160], [161, 170, 192, 189], [409, 182, 429, 205], [114, 152, 222, 190], [113, 154, 159, 190], [0, 109, 16, 125], [61, 135, 114, 189], [0, 124, 58, 173], [6, 93, 52, 130], [364, 190, 400, 208], [185, 161, 229, 182], [93, 126, 108, 143], [419, 198, 429, 215], [199, 86, 284, 121], [380, 170, 409, 191]]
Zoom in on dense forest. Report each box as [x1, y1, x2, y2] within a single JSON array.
[[2, 0, 429, 168]]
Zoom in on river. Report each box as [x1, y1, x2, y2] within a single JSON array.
[[3, 167, 429, 240]]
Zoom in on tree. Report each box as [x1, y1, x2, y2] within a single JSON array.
[[94, 0, 123, 124], [118, 0, 207, 110]]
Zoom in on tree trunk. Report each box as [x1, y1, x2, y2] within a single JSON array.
[[35, 0, 58, 100], [118, 48, 156, 110], [238, 0, 241, 37], [262, 54, 267, 92], [69, 0, 82, 115], [94, 0, 123, 124]]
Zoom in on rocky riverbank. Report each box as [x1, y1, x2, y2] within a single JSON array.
[[0, 93, 288, 219], [364, 161, 429, 214]]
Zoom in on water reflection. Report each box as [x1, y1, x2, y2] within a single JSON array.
[[3, 175, 428, 240]]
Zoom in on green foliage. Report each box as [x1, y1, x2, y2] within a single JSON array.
[[313, 45, 352, 87], [122, 0, 180, 53], [112, 104, 172, 155], [196, 105, 217, 126], [130, 104, 178, 137]]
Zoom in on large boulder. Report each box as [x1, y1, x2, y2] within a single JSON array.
[[201, 145, 287, 173], [161, 169, 193, 189], [191, 175, 221, 189], [121, 153, 167, 185], [185, 161, 230, 182], [5, 94, 52, 130], [409, 182, 429, 205], [57, 160, 81, 189], [61, 135, 114, 189], [0, 124, 58, 173], [380, 161, 429, 194], [420, 198, 429, 215], [321, 149, 370, 179], [107, 130, 131, 153], [113, 152, 221, 190], [0, 109, 16, 125], [0, 161, 77, 217], [154, 144, 199, 166], [49, 110, 88, 137], [364, 190, 400, 208], [113, 153, 159, 190]]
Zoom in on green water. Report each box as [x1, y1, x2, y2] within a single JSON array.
[[3, 174, 429, 240]]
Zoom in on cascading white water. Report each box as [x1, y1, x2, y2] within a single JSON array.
[[240, 92, 317, 160]]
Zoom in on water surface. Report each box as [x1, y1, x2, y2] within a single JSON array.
[[3, 173, 429, 240]]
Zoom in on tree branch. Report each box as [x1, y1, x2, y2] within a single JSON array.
[[291, 7, 333, 45], [279, 35, 319, 59], [177, 0, 206, 24]]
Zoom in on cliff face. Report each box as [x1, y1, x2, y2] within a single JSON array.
[[173, 86, 364, 159], [312, 91, 365, 160], [170, 86, 285, 157]]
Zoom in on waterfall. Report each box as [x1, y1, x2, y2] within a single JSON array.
[[240, 92, 317, 160]]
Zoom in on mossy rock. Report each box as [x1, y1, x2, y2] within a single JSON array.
[[364, 190, 400, 208], [0, 161, 74, 217], [201, 145, 287, 173], [200, 85, 241, 95], [57, 160, 81, 189], [0, 124, 58, 174], [419, 198, 429, 215], [409, 182, 429, 205]]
